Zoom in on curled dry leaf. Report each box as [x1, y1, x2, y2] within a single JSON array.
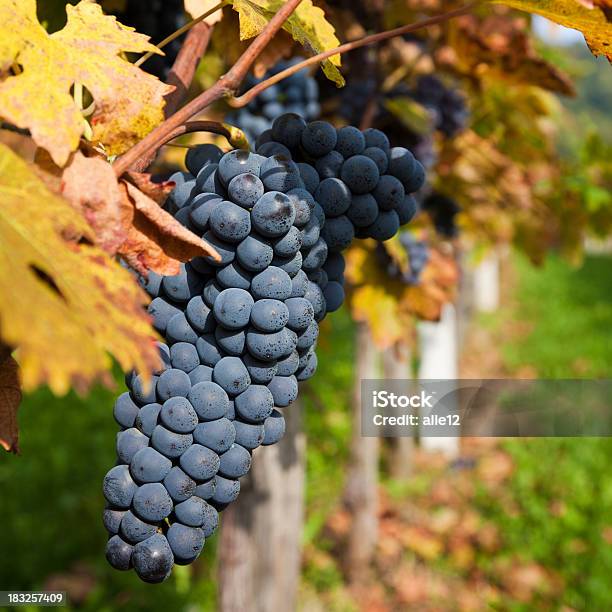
[[61, 151, 126, 253], [118, 181, 221, 276], [0, 345, 21, 454], [126, 171, 176, 206]]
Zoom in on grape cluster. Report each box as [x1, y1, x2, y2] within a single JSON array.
[[114, 0, 186, 79], [422, 191, 461, 239], [229, 58, 321, 143], [376, 233, 430, 286], [103, 114, 424, 582]]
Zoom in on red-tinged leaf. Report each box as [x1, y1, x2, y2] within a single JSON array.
[[126, 171, 176, 206], [0, 346, 21, 454]]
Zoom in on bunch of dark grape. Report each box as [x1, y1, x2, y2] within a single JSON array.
[[113, 0, 186, 79], [400, 233, 430, 285], [229, 58, 321, 143], [422, 191, 461, 239], [103, 113, 424, 582]]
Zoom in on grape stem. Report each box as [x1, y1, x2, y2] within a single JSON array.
[[228, 3, 477, 108], [157, 120, 250, 150], [113, 0, 305, 177]]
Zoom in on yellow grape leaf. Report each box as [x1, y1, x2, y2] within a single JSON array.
[[491, 0, 612, 61], [0, 144, 160, 394], [232, 0, 344, 86], [0, 0, 173, 166]]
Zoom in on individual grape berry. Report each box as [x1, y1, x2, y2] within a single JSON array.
[[185, 296, 215, 334], [116, 428, 149, 464], [296, 321, 319, 351], [304, 282, 326, 319], [403, 159, 425, 193], [234, 385, 274, 423], [228, 173, 265, 208], [196, 165, 224, 195], [246, 328, 295, 362], [297, 162, 320, 194], [250, 299, 289, 333], [133, 483, 173, 522], [287, 188, 314, 227], [170, 342, 199, 373], [346, 193, 378, 227], [363, 146, 389, 174], [291, 269, 309, 297], [106, 535, 133, 571], [120, 510, 159, 544], [189, 193, 223, 232], [320, 215, 355, 252], [273, 226, 302, 258], [167, 523, 205, 565], [213, 356, 251, 396], [202, 279, 224, 307], [164, 466, 196, 503], [365, 209, 400, 241], [302, 237, 328, 272], [195, 334, 223, 366], [139, 271, 162, 298], [186, 144, 223, 176], [299, 216, 321, 249], [315, 178, 351, 217], [213, 287, 254, 329], [114, 393, 139, 429], [233, 421, 265, 450], [285, 297, 315, 331], [103, 507, 126, 536], [168, 181, 196, 210], [373, 175, 405, 211], [387, 147, 416, 187], [162, 264, 203, 302], [103, 465, 138, 509], [132, 533, 174, 583], [193, 417, 235, 454], [236, 233, 274, 272], [130, 447, 172, 484], [268, 375, 299, 407], [315, 151, 344, 179], [363, 128, 390, 153], [301, 121, 337, 156], [260, 156, 303, 192], [296, 351, 318, 381], [257, 141, 291, 158], [271, 251, 303, 277], [323, 281, 345, 312], [157, 368, 191, 401], [397, 194, 418, 225], [210, 201, 252, 243], [149, 298, 181, 333], [262, 409, 286, 446], [340, 155, 380, 195], [215, 325, 246, 355], [174, 495, 214, 528], [251, 266, 293, 300], [218, 150, 264, 185], [160, 397, 198, 434], [271, 113, 307, 148], [211, 476, 240, 508], [251, 191, 296, 237], [188, 365, 213, 386], [218, 444, 252, 479], [131, 375, 158, 405], [216, 261, 252, 290], [179, 444, 220, 481], [194, 478, 216, 501], [202, 231, 236, 267], [243, 354, 278, 384], [166, 312, 198, 345], [135, 403, 162, 437], [276, 351, 300, 376], [335, 126, 366, 157], [151, 425, 193, 459], [188, 381, 229, 421]]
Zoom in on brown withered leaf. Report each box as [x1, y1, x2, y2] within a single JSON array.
[[0, 347, 21, 454], [448, 14, 575, 95], [126, 171, 175, 206], [117, 181, 220, 276], [61, 152, 126, 254]]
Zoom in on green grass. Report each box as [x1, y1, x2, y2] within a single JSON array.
[[501, 253, 612, 378]]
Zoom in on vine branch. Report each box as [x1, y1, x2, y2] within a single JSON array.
[[228, 3, 477, 108], [113, 0, 304, 177]]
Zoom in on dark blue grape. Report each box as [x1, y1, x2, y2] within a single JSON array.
[[151, 425, 193, 459], [260, 156, 303, 192], [185, 296, 214, 333], [297, 162, 320, 194], [320, 215, 354, 252], [210, 201, 252, 243], [250, 299, 289, 332], [218, 150, 264, 185], [246, 328, 295, 362], [132, 533, 174, 582], [213, 287, 254, 329], [120, 510, 159, 544], [340, 155, 380, 194], [195, 334, 223, 366], [291, 269, 309, 297], [106, 535, 133, 571], [170, 342, 199, 373], [216, 261, 252, 290], [193, 418, 235, 454], [160, 397, 198, 434], [167, 523, 205, 565], [387, 147, 416, 187], [179, 444, 220, 481], [373, 175, 405, 211], [188, 381, 229, 421], [218, 444, 252, 479], [335, 126, 365, 157], [257, 141, 292, 158], [164, 466, 196, 503], [228, 173, 265, 208], [114, 392, 139, 429], [233, 420, 265, 451], [133, 483, 173, 522], [366, 209, 400, 241], [251, 191, 296, 237], [250, 266, 292, 300], [186, 144, 223, 176], [139, 271, 162, 298], [215, 326, 246, 355], [296, 321, 319, 351], [103, 465, 137, 509], [194, 478, 216, 501], [135, 403, 162, 437], [276, 351, 299, 376], [130, 447, 172, 484], [363, 146, 389, 174], [202, 231, 236, 267], [346, 193, 378, 228], [149, 298, 181, 334], [315, 178, 351, 217], [271, 251, 302, 277], [166, 312, 198, 345], [271, 113, 307, 148], [157, 368, 191, 401], [243, 354, 278, 384], [234, 385, 274, 423], [314, 151, 344, 179], [267, 375, 298, 407], [363, 128, 390, 153], [262, 410, 286, 445], [287, 188, 314, 227], [189, 193, 222, 231], [296, 351, 318, 381], [188, 365, 213, 386], [323, 281, 345, 312], [301, 121, 337, 156], [301, 237, 328, 272], [397, 194, 417, 225], [117, 427, 149, 464], [202, 279, 223, 307], [285, 297, 314, 331], [161, 264, 203, 302], [131, 374, 158, 405], [211, 476, 240, 508], [236, 233, 274, 272], [103, 507, 125, 535], [273, 226, 302, 257], [213, 356, 251, 396]]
